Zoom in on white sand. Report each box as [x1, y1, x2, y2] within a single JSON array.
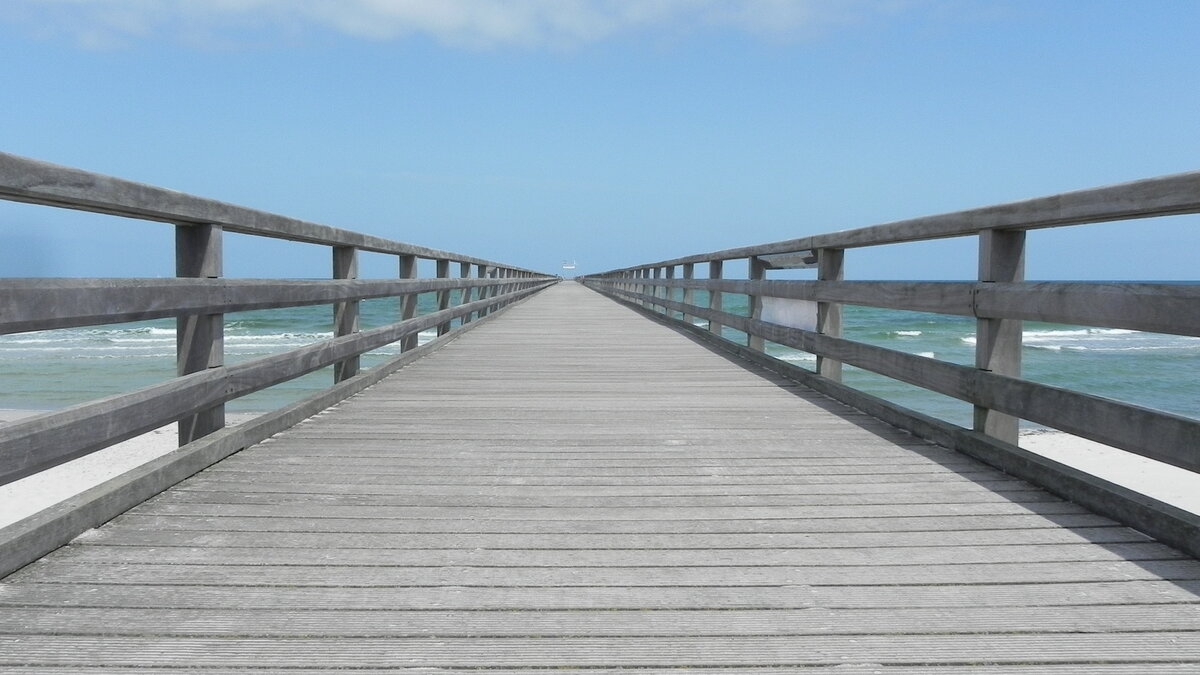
[[0, 410, 259, 528], [1018, 428, 1200, 515], [2, 410, 1197, 530]]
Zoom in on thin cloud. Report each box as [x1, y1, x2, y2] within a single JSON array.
[[2, 0, 916, 49]]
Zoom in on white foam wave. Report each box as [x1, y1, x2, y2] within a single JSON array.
[[893, 330, 922, 337]]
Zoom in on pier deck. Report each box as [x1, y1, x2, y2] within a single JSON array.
[[2, 282, 1198, 671]]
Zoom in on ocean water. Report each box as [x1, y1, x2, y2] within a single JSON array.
[[1, 290, 1197, 430]]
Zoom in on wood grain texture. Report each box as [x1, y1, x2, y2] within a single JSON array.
[[1, 282, 1197, 671]]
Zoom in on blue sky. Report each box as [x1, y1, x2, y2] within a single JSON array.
[[1, 0, 1197, 280]]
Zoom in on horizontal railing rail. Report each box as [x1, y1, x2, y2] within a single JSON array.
[[0, 152, 558, 488], [581, 169, 1200, 470]]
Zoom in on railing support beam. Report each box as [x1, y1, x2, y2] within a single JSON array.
[[176, 224, 224, 445], [708, 260, 724, 338], [399, 254, 418, 350], [817, 248, 844, 381], [975, 230, 1025, 444], [748, 256, 767, 352], [333, 246, 360, 382]]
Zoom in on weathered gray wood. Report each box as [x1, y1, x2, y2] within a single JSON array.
[[0, 282, 553, 486], [597, 285, 1200, 474], [0, 277, 547, 335], [0, 151, 540, 273], [816, 247, 844, 381], [708, 259, 723, 336], [398, 254, 419, 350], [747, 256, 766, 351], [593, 169, 1200, 271], [3, 605, 1196, 637], [974, 229, 1025, 444], [0, 291, 543, 579], [459, 261, 474, 324], [332, 245, 360, 382], [436, 258, 451, 335], [471, 278, 1200, 337], [2, 282, 1198, 671], [1, 633, 1198, 668], [175, 223, 224, 445], [594, 287, 1200, 560]]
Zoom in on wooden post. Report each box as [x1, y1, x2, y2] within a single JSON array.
[[332, 246, 359, 383], [664, 266, 676, 318], [176, 224, 224, 445], [975, 230, 1025, 444], [708, 260, 724, 338], [459, 262, 473, 325], [399, 254, 418, 351], [817, 248, 844, 381], [651, 267, 663, 312], [436, 258, 451, 336], [478, 265, 492, 318], [682, 263, 695, 326], [748, 256, 767, 351]]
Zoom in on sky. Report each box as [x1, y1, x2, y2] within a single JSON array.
[[1, 0, 1198, 280]]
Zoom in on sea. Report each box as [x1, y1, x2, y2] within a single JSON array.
[[2, 291, 1197, 430]]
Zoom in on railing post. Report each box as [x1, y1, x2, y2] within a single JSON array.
[[708, 260, 724, 338], [664, 265, 676, 318], [436, 259, 451, 336], [478, 265, 492, 318], [748, 256, 767, 351], [459, 262, 473, 325], [657, 265, 667, 312], [975, 230, 1025, 444], [332, 246, 360, 382], [176, 224, 224, 445], [399, 254, 418, 351], [817, 248, 844, 381], [682, 263, 695, 325]]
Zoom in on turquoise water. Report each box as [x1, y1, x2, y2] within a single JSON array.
[[1, 289, 1197, 429]]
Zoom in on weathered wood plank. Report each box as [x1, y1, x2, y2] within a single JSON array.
[[2, 605, 1196, 637], [2, 633, 1199, 668]]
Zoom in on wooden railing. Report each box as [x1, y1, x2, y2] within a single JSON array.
[[581, 171, 1200, 555], [0, 151, 556, 488]]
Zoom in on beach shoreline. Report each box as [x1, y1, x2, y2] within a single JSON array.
[[2, 409, 1197, 529]]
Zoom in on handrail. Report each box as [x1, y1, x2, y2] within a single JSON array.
[[580, 170, 1200, 471], [599, 169, 1200, 271], [0, 153, 558, 487], [0, 152, 538, 270]]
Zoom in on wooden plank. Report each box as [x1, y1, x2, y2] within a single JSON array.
[[332, 245, 360, 382], [3, 605, 1197, 637], [54, 525, 1150, 549], [1, 633, 1198, 668]]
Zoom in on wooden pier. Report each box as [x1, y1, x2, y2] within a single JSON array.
[[2, 282, 1199, 671], [1, 153, 1199, 670]]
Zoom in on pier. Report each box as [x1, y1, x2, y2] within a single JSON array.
[[1, 153, 1199, 670]]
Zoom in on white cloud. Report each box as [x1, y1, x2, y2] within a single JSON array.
[[2, 0, 913, 49]]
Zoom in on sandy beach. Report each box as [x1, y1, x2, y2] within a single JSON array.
[[0, 410, 260, 528], [2, 409, 1197, 530]]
